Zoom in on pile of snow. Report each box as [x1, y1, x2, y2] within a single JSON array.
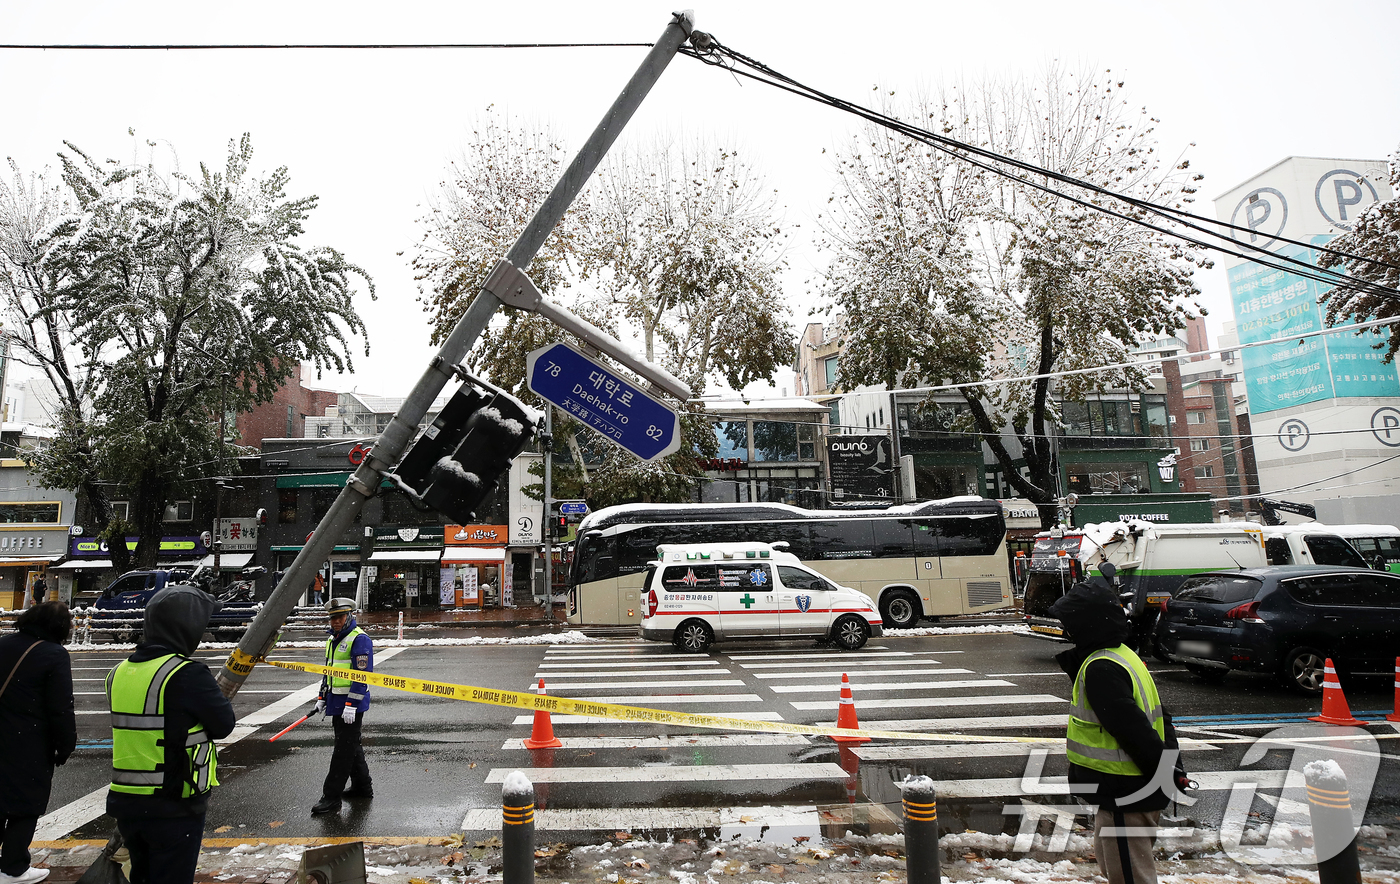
[[885, 623, 1031, 637]]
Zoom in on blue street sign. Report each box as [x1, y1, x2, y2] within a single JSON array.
[[526, 342, 682, 462], [559, 501, 590, 515]]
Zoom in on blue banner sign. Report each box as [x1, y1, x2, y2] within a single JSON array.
[[526, 343, 682, 462], [558, 501, 590, 515]]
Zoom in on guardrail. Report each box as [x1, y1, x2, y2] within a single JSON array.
[[0, 604, 331, 645]]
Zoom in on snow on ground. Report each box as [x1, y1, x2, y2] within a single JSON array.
[[65, 630, 603, 653], [885, 623, 1030, 637]]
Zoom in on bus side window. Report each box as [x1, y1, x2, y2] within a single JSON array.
[[767, 522, 813, 559], [870, 519, 915, 558], [935, 515, 1003, 556], [910, 519, 939, 556], [809, 520, 874, 559]]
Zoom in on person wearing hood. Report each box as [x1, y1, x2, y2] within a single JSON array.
[[0, 602, 77, 884], [310, 597, 373, 816], [1048, 567, 1188, 884], [106, 584, 236, 884]]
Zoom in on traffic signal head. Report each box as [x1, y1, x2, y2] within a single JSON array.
[[393, 382, 539, 525]]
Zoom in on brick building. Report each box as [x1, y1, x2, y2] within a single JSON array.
[[234, 366, 338, 447]]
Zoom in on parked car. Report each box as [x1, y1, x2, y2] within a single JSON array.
[[91, 568, 260, 641], [639, 542, 883, 652], [1155, 566, 1400, 693]]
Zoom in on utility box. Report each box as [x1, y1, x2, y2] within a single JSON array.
[[298, 842, 366, 884]]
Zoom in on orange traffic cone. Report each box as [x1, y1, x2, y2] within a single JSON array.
[[1308, 659, 1367, 726], [523, 678, 563, 749], [832, 673, 871, 744], [1387, 658, 1400, 724]]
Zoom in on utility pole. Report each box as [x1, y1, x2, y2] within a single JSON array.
[[215, 11, 699, 699], [542, 406, 554, 618]]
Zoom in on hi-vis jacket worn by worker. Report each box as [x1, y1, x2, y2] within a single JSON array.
[[106, 585, 235, 818], [1050, 581, 1182, 813], [321, 616, 372, 716]]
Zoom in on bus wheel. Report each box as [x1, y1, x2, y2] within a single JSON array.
[[832, 616, 870, 651], [880, 591, 921, 629], [674, 620, 713, 653]]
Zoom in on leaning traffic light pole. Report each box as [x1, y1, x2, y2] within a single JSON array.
[[215, 11, 700, 699]]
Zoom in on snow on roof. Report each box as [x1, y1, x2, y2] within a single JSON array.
[[700, 396, 833, 414]]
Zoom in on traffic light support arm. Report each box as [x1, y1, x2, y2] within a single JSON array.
[[214, 10, 698, 699], [484, 260, 692, 402]]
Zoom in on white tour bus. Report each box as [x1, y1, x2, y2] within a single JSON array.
[[566, 497, 1012, 627]]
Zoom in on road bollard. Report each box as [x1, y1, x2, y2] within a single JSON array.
[[502, 770, 536, 884], [397, 611, 404, 641], [1305, 760, 1362, 884], [901, 775, 940, 884]]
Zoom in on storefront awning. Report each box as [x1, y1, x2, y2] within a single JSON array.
[[441, 547, 506, 563], [0, 554, 64, 565], [192, 553, 254, 570], [51, 559, 114, 570], [368, 549, 443, 562]]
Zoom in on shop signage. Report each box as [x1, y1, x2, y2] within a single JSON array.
[[70, 536, 209, 558], [0, 532, 64, 552], [444, 524, 508, 546], [827, 435, 895, 503], [214, 518, 259, 552], [509, 453, 544, 546], [374, 525, 446, 546]]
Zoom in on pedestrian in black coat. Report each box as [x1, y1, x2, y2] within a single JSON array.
[[0, 602, 77, 884]]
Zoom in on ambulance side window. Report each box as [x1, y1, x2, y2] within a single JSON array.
[[778, 566, 826, 591]]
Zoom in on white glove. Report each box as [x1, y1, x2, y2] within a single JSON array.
[[314, 697, 326, 715], [341, 706, 357, 725]]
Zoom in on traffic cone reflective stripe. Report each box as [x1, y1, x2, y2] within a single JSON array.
[[1388, 658, 1400, 724], [1308, 658, 1367, 727], [523, 678, 563, 749], [832, 673, 871, 744]]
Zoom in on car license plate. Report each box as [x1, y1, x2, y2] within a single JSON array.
[[1030, 624, 1064, 636], [1177, 640, 1213, 656]]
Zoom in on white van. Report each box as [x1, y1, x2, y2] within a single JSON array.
[[639, 542, 883, 652], [1259, 524, 1370, 568], [1323, 524, 1400, 573]]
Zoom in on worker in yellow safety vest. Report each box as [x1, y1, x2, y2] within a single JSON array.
[[106, 584, 235, 884], [310, 597, 374, 815], [1049, 577, 1191, 884]]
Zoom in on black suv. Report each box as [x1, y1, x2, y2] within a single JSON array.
[[1155, 566, 1400, 693]]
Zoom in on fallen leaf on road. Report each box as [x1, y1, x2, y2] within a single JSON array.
[[766, 864, 784, 876], [626, 859, 649, 870], [468, 762, 476, 769], [214, 826, 232, 834], [441, 851, 463, 866], [269, 821, 284, 829], [793, 857, 818, 866], [792, 836, 809, 844], [476, 837, 501, 848], [442, 834, 464, 849], [409, 878, 433, 884]]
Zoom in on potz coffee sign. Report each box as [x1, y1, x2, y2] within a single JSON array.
[[826, 435, 895, 503]]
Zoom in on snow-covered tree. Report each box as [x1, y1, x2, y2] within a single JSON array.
[[416, 117, 790, 506], [821, 69, 1207, 526], [0, 135, 373, 567], [1318, 145, 1400, 361]]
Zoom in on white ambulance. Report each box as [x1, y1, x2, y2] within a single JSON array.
[[639, 542, 883, 652]]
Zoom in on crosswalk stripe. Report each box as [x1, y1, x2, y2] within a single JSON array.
[[547, 642, 653, 650], [850, 739, 1222, 761], [538, 660, 720, 668], [534, 669, 735, 678], [510, 712, 785, 725], [528, 679, 747, 690], [462, 805, 822, 832], [931, 768, 1290, 799], [570, 694, 763, 704], [738, 659, 946, 669], [769, 679, 1013, 694], [818, 713, 1066, 731], [726, 649, 913, 660], [793, 693, 1067, 710], [484, 763, 848, 784], [541, 652, 687, 660], [501, 734, 811, 750], [754, 668, 967, 679]]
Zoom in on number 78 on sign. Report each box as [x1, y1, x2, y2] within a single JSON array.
[[525, 342, 682, 462]]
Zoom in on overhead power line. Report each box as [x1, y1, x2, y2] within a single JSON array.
[[0, 42, 653, 50]]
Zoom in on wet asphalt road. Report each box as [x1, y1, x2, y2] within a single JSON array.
[[47, 631, 1400, 842]]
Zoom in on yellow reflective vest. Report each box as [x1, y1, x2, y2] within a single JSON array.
[[324, 626, 368, 708], [1066, 645, 1164, 776], [107, 654, 218, 797]]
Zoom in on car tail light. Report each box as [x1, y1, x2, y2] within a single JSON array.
[[646, 589, 659, 619], [1158, 597, 1170, 613], [1225, 601, 1263, 623]]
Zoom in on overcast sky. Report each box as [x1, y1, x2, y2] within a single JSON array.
[[4, 1, 1398, 399]]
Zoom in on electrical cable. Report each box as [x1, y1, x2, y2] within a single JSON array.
[[679, 41, 1400, 302], [0, 42, 653, 50]]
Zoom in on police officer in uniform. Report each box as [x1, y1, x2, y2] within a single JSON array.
[[1049, 573, 1189, 884], [107, 585, 235, 884], [311, 598, 373, 815]]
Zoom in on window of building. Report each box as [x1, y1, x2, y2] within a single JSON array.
[[286, 405, 295, 437], [828, 401, 841, 431], [752, 421, 799, 462], [162, 500, 193, 522], [797, 423, 816, 460], [1065, 462, 1150, 495], [111, 501, 129, 521], [823, 356, 839, 390], [278, 489, 298, 524], [1189, 439, 1210, 452], [1168, 414, 1177, 424], [1193, 465, 1215, 479], [715, 422, 750, 462], [1188, 411, 1207, 424], [0, 502, 61, 524]]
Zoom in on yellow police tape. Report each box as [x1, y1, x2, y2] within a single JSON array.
[[265, 658, 1056, 744]]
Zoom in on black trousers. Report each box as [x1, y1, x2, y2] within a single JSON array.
[[0, 814, 38, 876], [116, 813, 206, 884], [322, 713, 371, 799]]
